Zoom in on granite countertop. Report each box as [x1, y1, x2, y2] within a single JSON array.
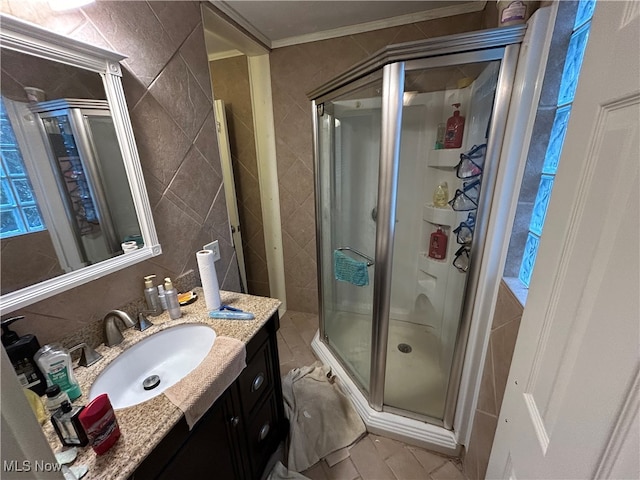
[[42, 289, 281, 480]]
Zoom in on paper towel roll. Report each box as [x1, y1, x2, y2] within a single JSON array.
[[121, 241, 138, 254], [197, 250, 221, 311]]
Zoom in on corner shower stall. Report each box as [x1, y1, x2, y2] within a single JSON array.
[[310, 26, 526, 452]]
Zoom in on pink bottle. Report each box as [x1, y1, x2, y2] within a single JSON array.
[[444, 103, 465, 149], [428, 227, 448, 260]]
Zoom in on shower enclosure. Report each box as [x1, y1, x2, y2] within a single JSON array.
[[310, 26, 526, 449]]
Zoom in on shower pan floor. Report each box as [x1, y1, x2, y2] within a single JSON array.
[[326, 312, 446, 419]]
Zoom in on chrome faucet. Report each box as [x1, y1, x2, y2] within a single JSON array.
[[103, 310, 135, 346]]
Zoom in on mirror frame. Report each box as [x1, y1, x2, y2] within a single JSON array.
[[0, 14, 161, 313]]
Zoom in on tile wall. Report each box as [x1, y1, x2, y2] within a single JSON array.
[[462, 281, 523, 479], [1, 0, 240, 344], [269, 11, 486, 313], [210, 55, 270, 297]]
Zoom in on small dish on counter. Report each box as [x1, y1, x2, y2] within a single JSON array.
[[178, 291, 198, 306]]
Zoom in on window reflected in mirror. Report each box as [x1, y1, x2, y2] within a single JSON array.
[[0, 48, 143, 295]]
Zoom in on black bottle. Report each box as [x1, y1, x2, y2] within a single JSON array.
[[1, 316, 47, 396], [51, 401, 89, 447]]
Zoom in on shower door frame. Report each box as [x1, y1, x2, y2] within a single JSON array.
[[312, 26, 526, 433]]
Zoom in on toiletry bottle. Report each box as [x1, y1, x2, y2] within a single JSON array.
[[79, 393, 120, 455], [434, 123, 446, 149], [157, 284, 168, 311], [143, 275, 162, 316], [1, 316, 47, 395], [163, 277, 182, 320], [44, 384, 70, 415], [34, 344, 82, 401], [444, 103, 465, 149], [51, 400, 89, 447], [433, 181, 449, 208], [428, 227, 448, 260]]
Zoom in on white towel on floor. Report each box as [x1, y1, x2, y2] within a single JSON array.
[[267, 461, 310, 480], [282, 362, 366, 472]]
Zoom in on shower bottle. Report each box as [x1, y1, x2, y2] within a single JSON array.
[[444, 103, 465, 149]]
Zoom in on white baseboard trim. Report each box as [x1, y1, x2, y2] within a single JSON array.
[[311, 332, 460, 456]]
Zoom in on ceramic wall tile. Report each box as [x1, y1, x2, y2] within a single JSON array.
[[149, 53, 211, 140], [129, 92, 192, 185], [148, 1, 201, 48], [83, 2, 175, 87]]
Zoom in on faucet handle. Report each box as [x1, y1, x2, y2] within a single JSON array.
[[69, 343, 103, 367], [136, 312, 154, 332]]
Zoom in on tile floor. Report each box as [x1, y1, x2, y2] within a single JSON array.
[[277, 310, 466, 480]]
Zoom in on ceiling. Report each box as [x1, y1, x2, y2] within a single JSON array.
[[205, 1, 486, 56]]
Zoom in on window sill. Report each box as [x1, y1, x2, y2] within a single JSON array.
[[503, 276, 527, 307]]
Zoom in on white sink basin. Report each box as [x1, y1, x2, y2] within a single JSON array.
[[89, 324, 216, 409]]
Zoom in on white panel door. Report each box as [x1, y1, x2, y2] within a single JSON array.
[[214, 99, 248, 292], [488, 2, 640, 479]]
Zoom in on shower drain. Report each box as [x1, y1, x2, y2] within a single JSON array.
[[397, 343, 412, 354]]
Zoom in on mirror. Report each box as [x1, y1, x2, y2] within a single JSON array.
[[0, 14, 161, 313]]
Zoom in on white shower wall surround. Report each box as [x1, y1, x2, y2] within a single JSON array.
[[310, 7, 555, 454]]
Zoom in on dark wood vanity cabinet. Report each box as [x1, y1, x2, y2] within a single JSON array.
[[131, 313, 287, 480]]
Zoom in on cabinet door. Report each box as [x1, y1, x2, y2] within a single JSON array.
[[156, 389, 244, 480]]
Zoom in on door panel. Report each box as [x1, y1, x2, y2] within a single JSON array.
[[317, 72, 384, 394], [214, 100, 248, 292], [488, 2, 640, 478]]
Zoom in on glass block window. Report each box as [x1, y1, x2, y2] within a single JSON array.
[[542, 106, 572, 174], [519, 0, 595, 287], [0, 97, 46, 239]]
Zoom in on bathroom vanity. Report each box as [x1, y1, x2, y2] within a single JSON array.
[[41, 291, 286, 480], [132, 311, 286, 479]]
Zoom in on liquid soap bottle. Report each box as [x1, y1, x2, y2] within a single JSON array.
[[444, 103, 465, 149], [163, 277, 182, 320], [1, 316, 47, 396], [143, 275, 162, 316], [433, 181, 449, 208]]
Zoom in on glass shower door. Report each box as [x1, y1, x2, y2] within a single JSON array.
[[386, 58, 503, 421], [315, 73, 383, 393]]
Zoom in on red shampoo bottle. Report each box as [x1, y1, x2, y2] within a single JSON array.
[[428, 227, 448, 260], [444, 103, 465, 149]]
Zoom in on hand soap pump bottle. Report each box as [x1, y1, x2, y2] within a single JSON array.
[[143, 275, 162, 316], [1, 316, 47, 396], [444, 103, 465, 149], [163, 277, 182, 320]]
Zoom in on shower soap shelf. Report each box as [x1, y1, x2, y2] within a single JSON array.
[[423, 204, 459, 227], [427, 147, 464, 168], [419, 252, 450, 277]]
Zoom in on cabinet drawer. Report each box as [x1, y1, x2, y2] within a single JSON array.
[[245, 393, 280, 478], [238, 339, 274, 415]]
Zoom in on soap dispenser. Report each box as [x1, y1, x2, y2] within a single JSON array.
[[1, 316, 47, 395], [163, 277, 182, 320], [444, 103, 465, 149], [143, 275, 162, 316]]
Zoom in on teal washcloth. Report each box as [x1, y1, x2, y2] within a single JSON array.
[[334, 250, 369, 287]]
